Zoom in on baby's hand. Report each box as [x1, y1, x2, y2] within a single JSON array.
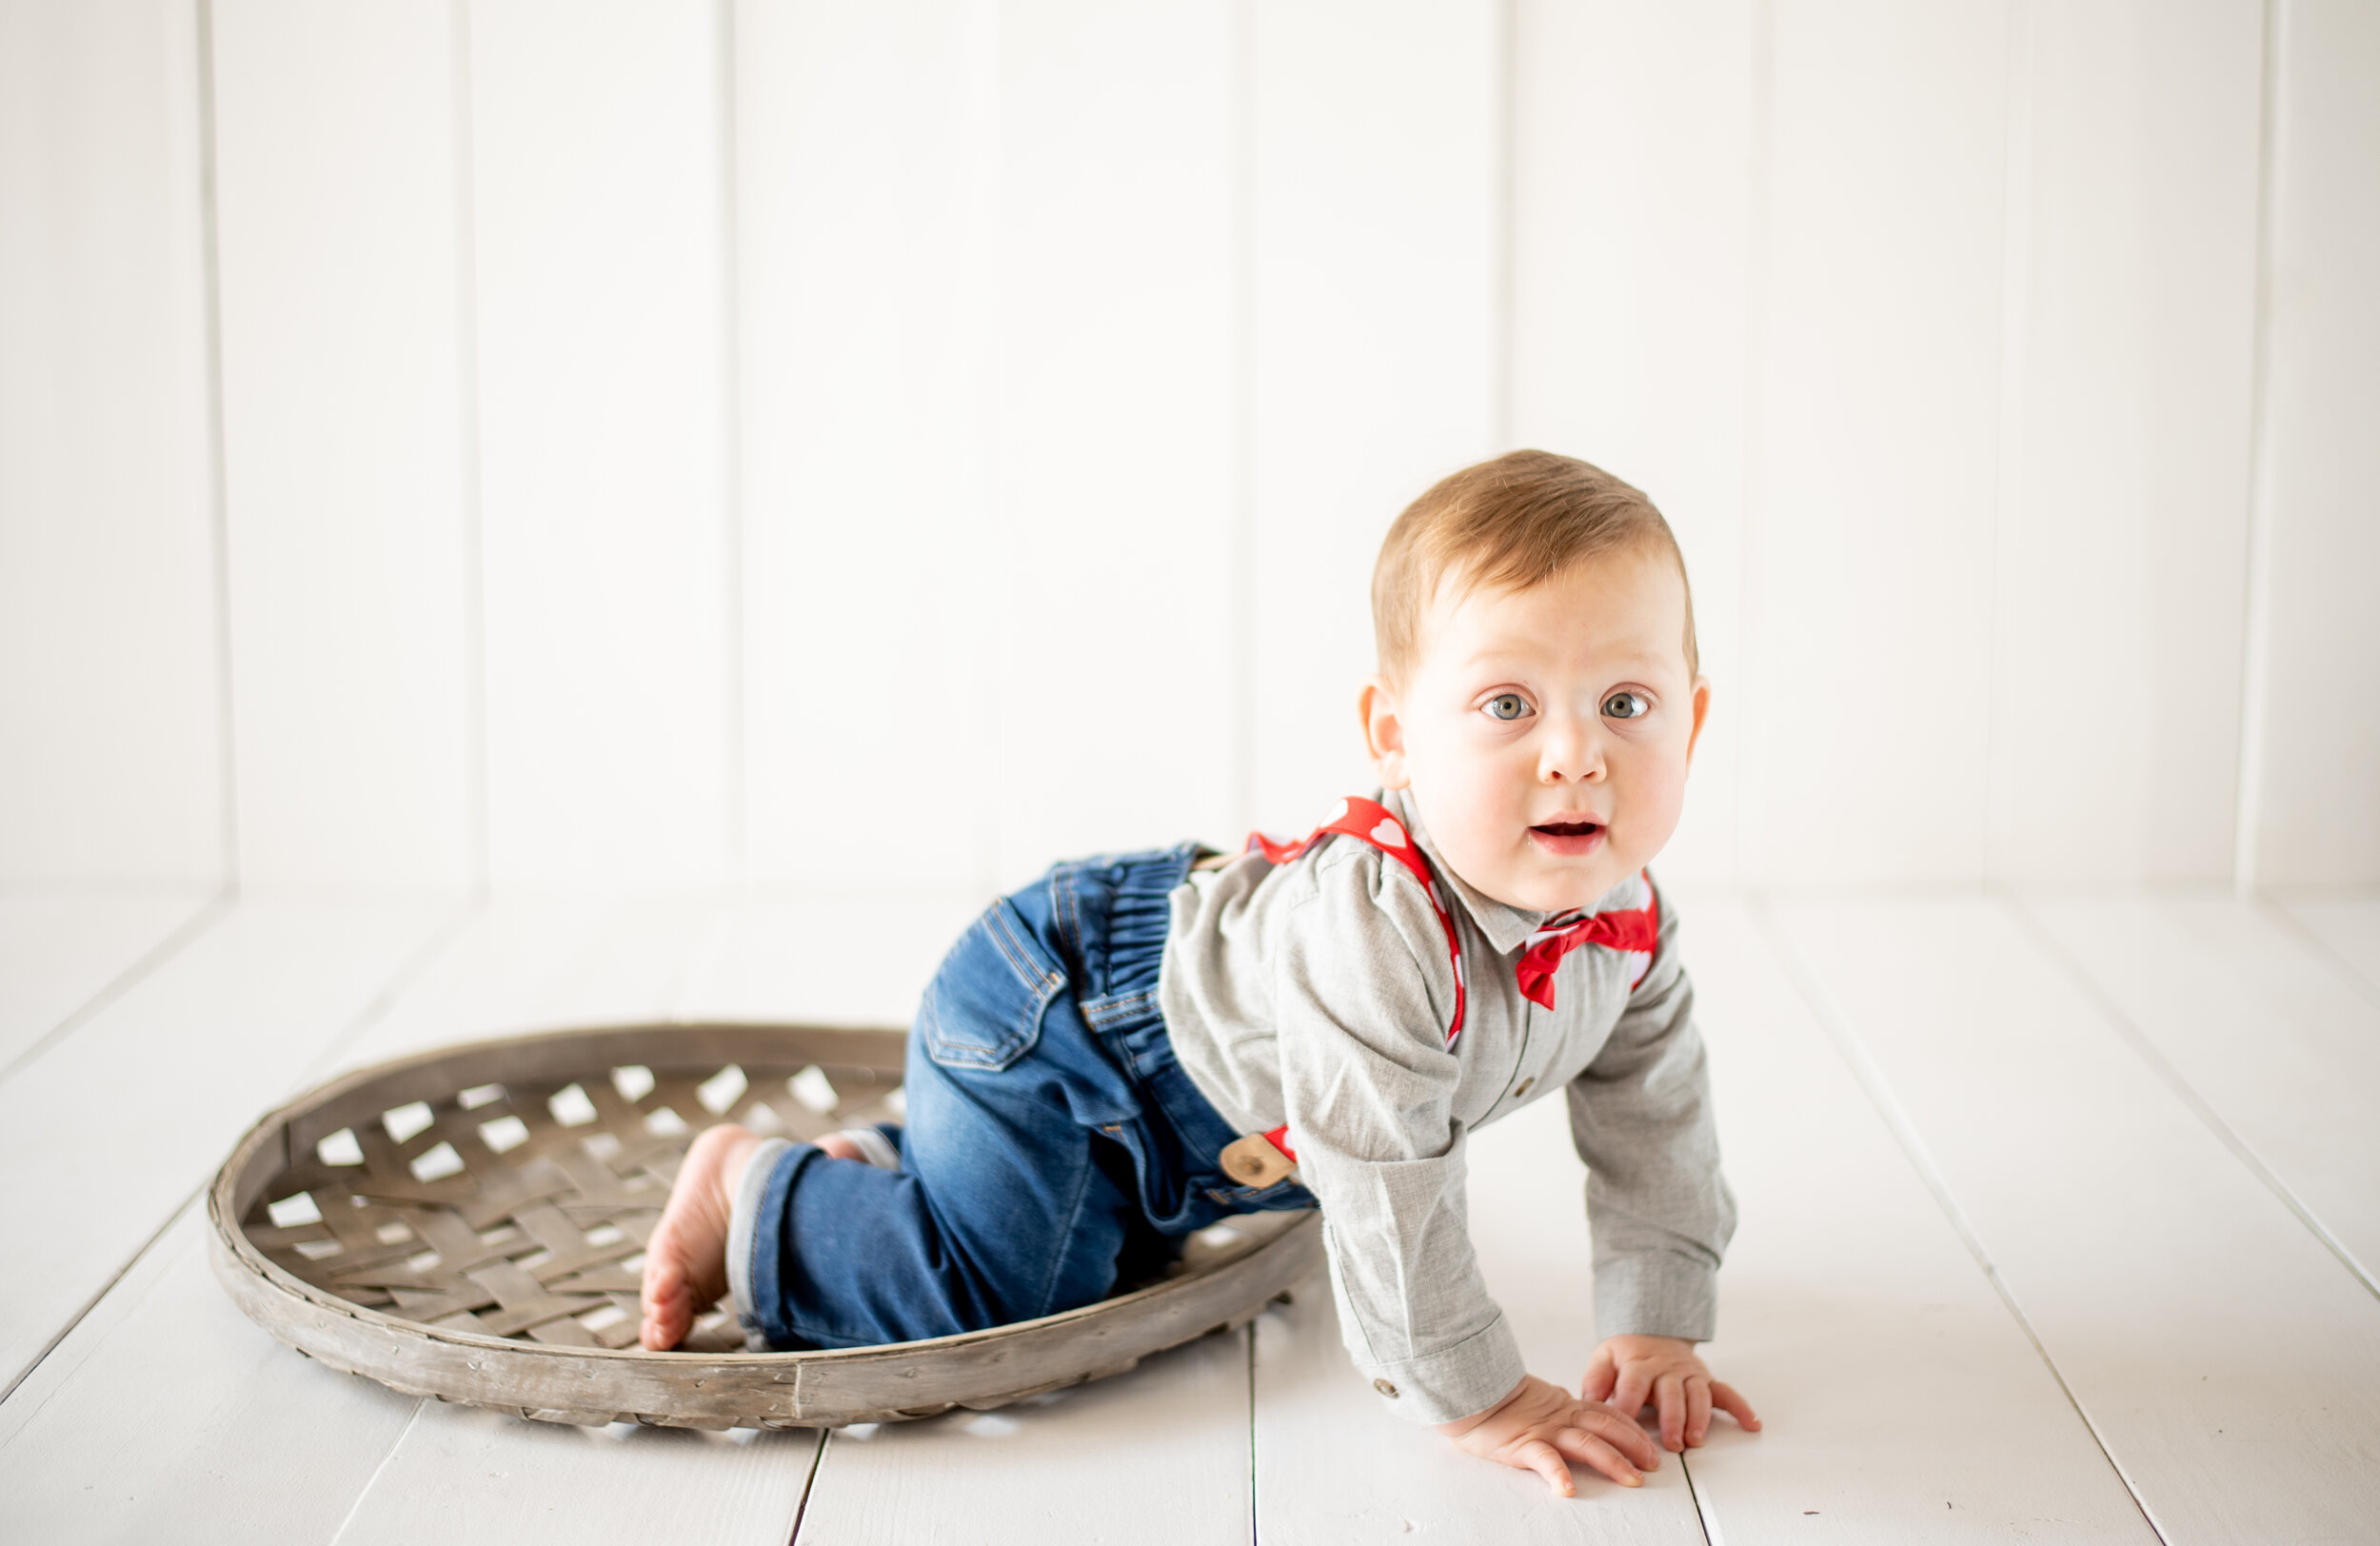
[[1582, 1334, 1761, 1453], [1435, 1373, 1661, 1496]]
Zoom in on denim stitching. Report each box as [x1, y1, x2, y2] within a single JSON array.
[[1081, 988, 1158, 1031], [1035, 1136, 1101, 1318], [983, 903, 1052, 993], [922, 905, 1061, 1070]]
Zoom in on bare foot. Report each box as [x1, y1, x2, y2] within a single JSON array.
[[640, 1123, 768, 1351], [815, 1131, 863, 1163]]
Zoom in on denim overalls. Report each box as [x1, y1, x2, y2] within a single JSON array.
[[740, 843, 1316, 1351]]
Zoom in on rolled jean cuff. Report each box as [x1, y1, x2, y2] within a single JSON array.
[[726, 1138, 793, 1350]]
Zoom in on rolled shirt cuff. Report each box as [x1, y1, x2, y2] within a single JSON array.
[[725, 1137, 793, 1350], [1352, 1312, 1529, 1426], [1591, 1252, 1720, 1343]]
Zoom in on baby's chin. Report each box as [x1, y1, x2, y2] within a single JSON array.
[[1464, 847, 1637, 915]]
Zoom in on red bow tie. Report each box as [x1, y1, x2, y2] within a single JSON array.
[[1513, 882, 1660, 1010]]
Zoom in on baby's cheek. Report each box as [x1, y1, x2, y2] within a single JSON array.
[[1620, 750, 1693, 851]]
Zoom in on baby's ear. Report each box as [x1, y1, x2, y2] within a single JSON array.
[[1685, 676, 1712, 765], [1359, 676, 1410, 788]]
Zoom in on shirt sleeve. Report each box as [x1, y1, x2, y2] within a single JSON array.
[[1565, 878, 1737, 1341], [1272, 849, 1527, 1425]]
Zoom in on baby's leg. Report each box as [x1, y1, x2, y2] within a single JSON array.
[[639, 1124, 865, 1351]]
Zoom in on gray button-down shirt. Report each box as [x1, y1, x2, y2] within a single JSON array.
[[1159, 787, 1735, 1423]]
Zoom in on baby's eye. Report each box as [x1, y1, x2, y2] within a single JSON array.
[[1602, 690, 1653, 721], [1481, 692, 1533, 723]]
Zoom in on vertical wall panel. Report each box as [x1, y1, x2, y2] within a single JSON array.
[[737, 0, 1001, 896], [1248, 0, 1503, 838], [986, 0, 1238, 881], [1739, 0, 2010, 885], [1508, 0, 1756, 882], [469, 0, 732, 887], [0, 0, 224, 886], [210, 0, 475, 891], [1988, 0, 2263, 882], [2245, 0, 2380, 886]]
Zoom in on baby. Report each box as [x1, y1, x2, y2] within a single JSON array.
[[642, 448, 1758, 1496]]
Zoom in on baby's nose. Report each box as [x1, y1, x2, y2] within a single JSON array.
[[1537, 723, 1606, 782]]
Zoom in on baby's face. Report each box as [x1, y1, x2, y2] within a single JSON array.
[[1364, 545, 1708, 915]]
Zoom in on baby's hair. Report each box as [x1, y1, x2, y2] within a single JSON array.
[[1370, 448, 1698, 684]]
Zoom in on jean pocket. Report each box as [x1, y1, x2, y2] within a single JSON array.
[[919, 898, 1066, 1071]]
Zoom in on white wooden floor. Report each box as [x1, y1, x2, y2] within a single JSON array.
[[2, 881, 2376, 1544]]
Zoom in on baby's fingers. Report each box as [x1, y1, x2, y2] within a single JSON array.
[[1553, 1427, 1643, 1491], [1580, 1346, 1618, 1404], [1610, 1365, 1654, 1421], [1711, 1379, 1762, 1433], [1655, 1373, 1689, 1452], [1579, 1404, 1660, 1473], [1513, 1437, 1579, 1497], [1684, 1378, 1713, 1447]]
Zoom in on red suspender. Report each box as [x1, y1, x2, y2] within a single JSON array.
[[1247, 796, 1468, 1051]]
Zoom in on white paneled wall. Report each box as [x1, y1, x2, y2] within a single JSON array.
[[0, 0, 223, 886], [4, 0, 2375, 898], [209, 0, 478, 890], [1744, 0, 2012, 886], [470, 0, 735, 889], [2245, 0, 2380, 887], [737, 0, 1001, 895], [1989, 0, 2263, 883]]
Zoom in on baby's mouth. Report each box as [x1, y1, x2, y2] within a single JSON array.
[[1527, 820, 1607, 858]]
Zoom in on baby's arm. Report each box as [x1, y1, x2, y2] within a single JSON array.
[[1565, 893, 1753, 1440], [1436, 1373, 1661, 1496]]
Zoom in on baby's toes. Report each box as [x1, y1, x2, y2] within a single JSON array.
[[640, 1257, 692, 1349], [641, 1295, 689, 1351]]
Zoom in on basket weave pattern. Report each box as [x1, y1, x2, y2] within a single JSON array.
[[243, 1046, 896, 1352], [209, 1024, 1320, 1429]]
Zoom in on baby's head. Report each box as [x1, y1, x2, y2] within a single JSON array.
[[1360, 450, 1707, 914]]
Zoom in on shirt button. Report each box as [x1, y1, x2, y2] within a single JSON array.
[[1373, 1378, 1399, 1399], [1512, 1078, 1534, 1099]]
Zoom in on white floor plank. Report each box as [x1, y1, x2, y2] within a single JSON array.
[[795, 1326, 1254, 1544], [334, 1405, 816, 1546], [2274, 890, 2380, 1001], [2020, 889, 2380, 1291], [0, 893, 460, 1394], [1253, 1098, 1708, 1543], [1767, 893, 2380, 1543], [0, 888, 221, 1077], [0, 1206, 422, 1545], [1676, 889, 2154, 1541], [330, 889, 731, 1074], [675, 890, 988, 1029]]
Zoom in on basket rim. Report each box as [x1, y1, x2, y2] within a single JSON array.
[[208, 1020, 1317, 1375]]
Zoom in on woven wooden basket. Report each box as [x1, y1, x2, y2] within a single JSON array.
[[208, 1022, 1320, 1430]]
